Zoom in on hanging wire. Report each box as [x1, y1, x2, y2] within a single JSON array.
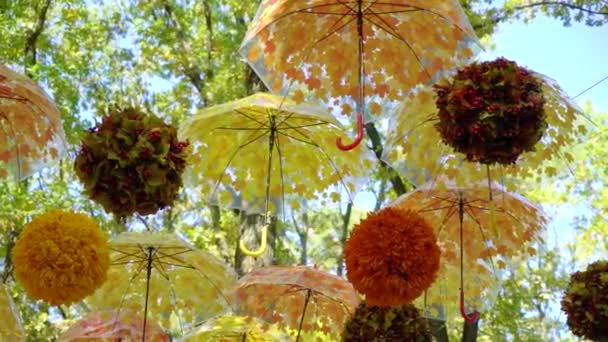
[[574, 74, 608, 98]]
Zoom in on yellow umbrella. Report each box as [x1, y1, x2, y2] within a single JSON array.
[[0, 64, 66, 180], [0, 283, 24, 342], [389, 177, 546, 321], [241, 0, 479, 149], [184, 315, 291, 342], [86, 232, 237, 339], [382, 73, 585, 188], [179, 93, 373, 255]]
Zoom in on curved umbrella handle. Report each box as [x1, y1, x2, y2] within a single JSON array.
[[336, 111, 364, 151], [460, 289, 479, 323], [239, 224, 268, 257]]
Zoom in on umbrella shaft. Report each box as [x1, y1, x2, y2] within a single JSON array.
[[142, 247, 154, 342], [296, 289, 312, 342], [356, 0, 364, 113]]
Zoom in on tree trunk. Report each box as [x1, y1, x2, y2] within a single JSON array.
[[462, 319, 479, 342], [234, 212, 276, 276], [336, 202, 353, 277], [24, 0, 52, 76]]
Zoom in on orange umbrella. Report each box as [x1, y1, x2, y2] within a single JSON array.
[[390, 177, 546, 321], [241, 0, 479, 150], [0, 65, 66, 180], [58, 310, 169, 342], [228, 265, 360, 341]]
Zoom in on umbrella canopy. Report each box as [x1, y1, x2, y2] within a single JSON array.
[[184, 315, 291, 342], [241, 0, 479, 149], [58, 310, 169, 342], [179, 92, 373, 212], [389, 177, 547, 321], [228, 265, 360, 341], [0, 64, 66, 180], [382, 74, 584, 188], [86, 232, 237, 338], [0, 283, 24, 341]]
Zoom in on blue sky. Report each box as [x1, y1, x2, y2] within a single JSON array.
[[480, 16, 607, 251], [479, 16, 608, 112]]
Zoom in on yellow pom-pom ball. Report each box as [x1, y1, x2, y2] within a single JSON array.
[[12, 210, 110, 305]]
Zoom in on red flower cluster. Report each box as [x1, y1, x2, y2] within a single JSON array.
[[434, 57, 547, 165], [561, 260, 608, 341], [74, 107, 189, 218]]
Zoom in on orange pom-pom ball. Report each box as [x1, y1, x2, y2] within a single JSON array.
[[345, 207, 440, 307]]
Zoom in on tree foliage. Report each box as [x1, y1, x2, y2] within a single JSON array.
[[0, 0, 606, 340]]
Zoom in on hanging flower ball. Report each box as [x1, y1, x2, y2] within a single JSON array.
[[344, 207, 440, 307], [74, 107, 189, 218], [561, 260, 608, 341], [12, 210, 110, 305], [342, 302, 432, 341], [434, 57, 547, 165]]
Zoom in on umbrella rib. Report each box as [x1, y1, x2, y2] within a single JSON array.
[[370, 1, 478, 38], [361, 13, 432, 81], [462, 204, 501, 279], [276, 130, 315, 146], [151, 262, 188, 336], [254, 2, 357, 33], [277, 122, 331, 130], [110, 249, 148, 265], [302, 15, 357, 52], [151, 256, 172, 281], [234, 109, 270, 128], [417, 203, 460, 213], [261, 285, 315, 315], [277, 123, 356, 200], [394, 112, 440, 142], [273, 128, 288, 222], [467, 203, 545, 234], [210, 128, 270, 196], [214, 127, 268, 130], [113, 258, 149, 320], [433, 202, 459, 238]]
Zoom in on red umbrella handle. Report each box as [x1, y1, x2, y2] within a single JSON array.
[[336, 111, 364, 151], [460, 289, 479, 323]]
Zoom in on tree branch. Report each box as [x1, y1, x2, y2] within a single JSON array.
[[474, 1, 608, 32], [364, 122, 408, 196], [24, 0, 52, 75], [162, 0, 205, 95], [513, 1, 608, 16], [336, 201, 353, 277]]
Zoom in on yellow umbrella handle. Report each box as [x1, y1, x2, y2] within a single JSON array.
[[239, 225, 268, 257]]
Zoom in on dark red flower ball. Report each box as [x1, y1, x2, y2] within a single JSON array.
[[561, 260, 608, 341], [74, 107, 189, 218], [342, 302, 432, 342], [434, 57, 547, 165]]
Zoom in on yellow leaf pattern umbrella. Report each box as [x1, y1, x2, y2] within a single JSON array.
[[0, 64, 66, 180], [179, 93, 373, 255], [389, 177, 547, 321], [179, 93, 372, 209], [227, 265, 360, 341], [0, 283, 24, 342], [86, 232, 237, 339], [241, 0, 479, 149], [382, 73, 585, 188], [184, 315, 291, 342]]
